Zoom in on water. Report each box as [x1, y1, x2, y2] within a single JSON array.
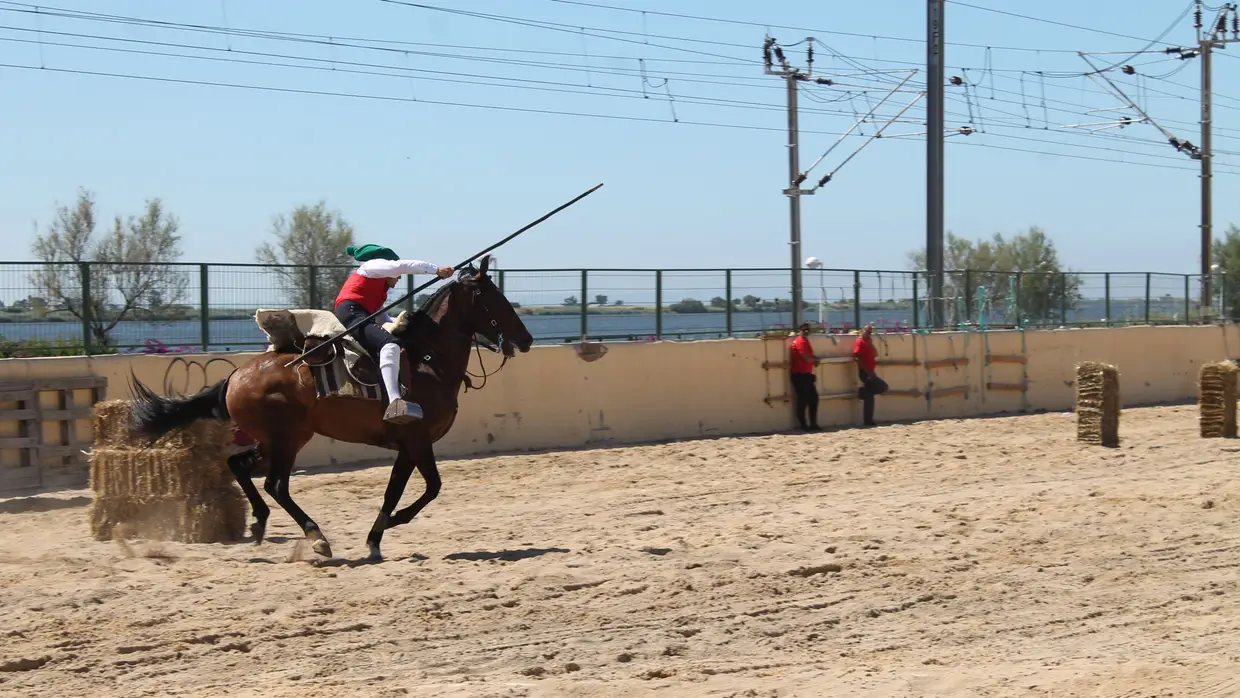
[[0, 298, 1194, 353]]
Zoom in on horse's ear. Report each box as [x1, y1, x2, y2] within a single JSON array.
[[477, 255, 491, 277]]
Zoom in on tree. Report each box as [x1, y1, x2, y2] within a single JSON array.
[[30, 189, 188, 348], [563, 295, 579, 306], [907, 226, 1081, 323], [1212, 223, 1240, 319], [742, 295, 760, 309], [594, 294, 608, 306], [255, 201, 356, 309], [669, 298, 707, 314], [710, 296, 728, 309]]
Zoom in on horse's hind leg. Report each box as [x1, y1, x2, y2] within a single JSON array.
[[226, 446, 270, 543], [262, 439, 332, 558]]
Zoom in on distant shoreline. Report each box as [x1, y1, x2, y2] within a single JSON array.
[[0, 301, 920, 324]]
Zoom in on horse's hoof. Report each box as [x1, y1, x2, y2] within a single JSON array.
[[311, 538, 333, 558], [367, 542, 383, 562], [250, 522, 266, 544]]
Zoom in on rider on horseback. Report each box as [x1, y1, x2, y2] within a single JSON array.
[[333, 243, 454, 425]]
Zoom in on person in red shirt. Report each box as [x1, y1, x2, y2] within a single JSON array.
[[789, 322, 820, 431], [333, 243, 454, 425], [853, 323, 888, 426]]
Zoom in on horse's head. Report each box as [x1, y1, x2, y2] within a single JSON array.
[[449, 255, 534, 357]]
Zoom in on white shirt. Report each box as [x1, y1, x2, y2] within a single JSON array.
[[356, 258, 440, 278]]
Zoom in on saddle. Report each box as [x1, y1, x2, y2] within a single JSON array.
[[254, 308, 416, 402]]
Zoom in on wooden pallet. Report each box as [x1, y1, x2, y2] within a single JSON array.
[[0, 376, 107, 496]]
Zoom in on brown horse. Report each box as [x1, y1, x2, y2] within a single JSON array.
[[128, 255, 533, 561]]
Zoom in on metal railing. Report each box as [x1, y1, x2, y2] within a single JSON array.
[[0, 261, 1224, 356]]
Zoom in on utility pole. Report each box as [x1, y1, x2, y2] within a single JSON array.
[[926, 0, 945, 328], [764, 37, 819, 329], [1196, 2, 1239, 322]]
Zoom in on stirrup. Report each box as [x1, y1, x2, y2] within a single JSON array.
[[383, 399, 423, 424]]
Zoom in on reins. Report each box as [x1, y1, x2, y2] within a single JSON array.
[[416, 275, 514, 394]]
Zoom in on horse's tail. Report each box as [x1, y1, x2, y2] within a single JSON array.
[[129, 372, 231, 442]]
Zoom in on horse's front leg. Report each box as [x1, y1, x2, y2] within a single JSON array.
[[385, 437, 442, 530], [365, 447, 417, 561]]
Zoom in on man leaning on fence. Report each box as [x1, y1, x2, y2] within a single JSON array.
[[789, 322, 820, 431], [853, 323, 888, 427]]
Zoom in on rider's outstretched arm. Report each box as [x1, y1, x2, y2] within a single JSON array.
[[356, 259, 442, 279]]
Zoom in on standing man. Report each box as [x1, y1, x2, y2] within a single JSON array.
[[853, 323, 888, 427], [789, 322, 820, 431]]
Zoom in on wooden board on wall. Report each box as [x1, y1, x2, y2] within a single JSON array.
[[0, 376, 107, 497]]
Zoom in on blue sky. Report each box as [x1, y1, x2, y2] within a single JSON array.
[[0, 0, 1236, 276]]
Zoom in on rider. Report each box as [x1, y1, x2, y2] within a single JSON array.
[[333, 243, 454, 425]]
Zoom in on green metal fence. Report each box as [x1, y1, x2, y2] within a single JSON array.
[[0, 261, 1224, 356]]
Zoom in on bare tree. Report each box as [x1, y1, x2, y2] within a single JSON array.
[[30, 189, 187, 348], [255, 201, 356, 309]]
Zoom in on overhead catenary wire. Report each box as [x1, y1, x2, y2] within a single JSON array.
[[800, 70, 918, 177], [4, 0, 1240, 174]]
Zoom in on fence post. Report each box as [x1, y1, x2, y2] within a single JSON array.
[[1014, 271, 1023, 327], [79, 262, 93, 355], [1057, 274, 1065, 325], [1103, 273, 1110, 327], [497, 269, 505, 294], [912, 275, 919, 329], [307, 265, 319, 309], [725, 269, 733, 336], [580, 270, 588, 339], [853, 270, 862, 330], [964, 269, 972, 320], [404, 275, 415, 312], [1144, 273, 1151, 324], [199, 264, 210, 352], [655, 270, 663, 339], [1185, 275, 1191, 324], [1223, 272, 1230, 322]]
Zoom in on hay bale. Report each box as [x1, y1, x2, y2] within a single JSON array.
[[1199, 361, 1239, 438], [1076, 361, 1120, 447], [92, 399, 232, 458], [88, 487, 246, 543], [88, 399, 245, 544]]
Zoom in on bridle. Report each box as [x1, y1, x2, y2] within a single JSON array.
[[459, 274, 516, 392]]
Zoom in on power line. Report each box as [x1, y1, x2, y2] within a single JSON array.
[[6, 1, 1237, 171], [8, 20, 1228, 168], [544, 0, 1085, 55], [952, 1, 1187, 45], [1, 59, 1231, 175]]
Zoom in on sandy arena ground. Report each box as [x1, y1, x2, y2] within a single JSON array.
[[3, 404, 1240, 697]]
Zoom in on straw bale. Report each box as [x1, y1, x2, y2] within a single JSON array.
[[88, 447, 230, 498], [1199, 360, 1239, 438], [87, 397, 246, 544], [92, 398, 232, 459], [88, 485, 246, 544], [1076, 361, 1120, 447]]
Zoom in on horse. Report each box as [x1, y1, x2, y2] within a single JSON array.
[[127, 255, 534, 561]]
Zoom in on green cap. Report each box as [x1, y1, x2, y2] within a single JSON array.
[[345, 244, 399, 262]]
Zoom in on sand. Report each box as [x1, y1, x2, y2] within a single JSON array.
[[2, 404, 1240, 697]]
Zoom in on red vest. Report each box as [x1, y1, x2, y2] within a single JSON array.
[[334, 271, 390, 314]]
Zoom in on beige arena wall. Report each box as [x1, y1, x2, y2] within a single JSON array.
[[1, 324, 1238, 486]]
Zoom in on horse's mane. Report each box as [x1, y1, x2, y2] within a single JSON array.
[[400, 266, 480, 338]]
